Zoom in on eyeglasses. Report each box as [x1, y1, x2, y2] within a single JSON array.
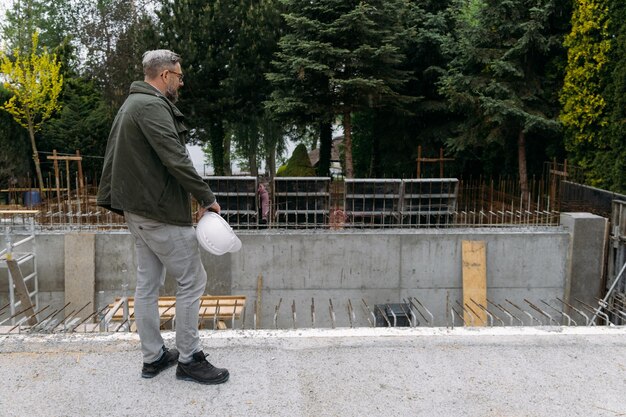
[[167, 70, 184, 82]]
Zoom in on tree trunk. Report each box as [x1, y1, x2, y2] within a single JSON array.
[[343, 111, 354, 178], [210, 120, 225, 175], [248, 124, 259, 176], [223, 131, 232, 176], [28, 125, 45, 199], [317, 120, 332, 177], [517, 130, 529, 203]]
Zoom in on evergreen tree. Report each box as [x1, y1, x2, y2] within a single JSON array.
[[600, 0, 626, 192], [440, 0, 566, 200], [267, 0, 413, 178], [560, 0, 611, 188], [159, 0, 238, 175], [352, 0, 457, 178], [276, 143, 315, 176]]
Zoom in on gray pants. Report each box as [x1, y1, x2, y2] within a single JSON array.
[[125, 211, 207, 363]]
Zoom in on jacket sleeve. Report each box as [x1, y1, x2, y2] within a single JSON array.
[[135, 100, 216, 208]]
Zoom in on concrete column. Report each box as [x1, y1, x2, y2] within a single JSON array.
[[561, 213, 608, 312], [65, 233, 96, 321]]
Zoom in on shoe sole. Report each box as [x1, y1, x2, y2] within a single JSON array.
[[176, 371, 230, 385], [141, 360, 178, 379]]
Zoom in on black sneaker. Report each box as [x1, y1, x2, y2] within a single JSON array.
[[176, 351, 229, 385], [141, 346, 179, 378]]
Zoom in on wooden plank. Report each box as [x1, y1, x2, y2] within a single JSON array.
[[462, 240, 487, 326], [5, 259, 38, 326], [107, 295, 246, 322], [0, 210, 39, 214]]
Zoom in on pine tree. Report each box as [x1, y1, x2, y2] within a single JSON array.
[[267, 0, 413, 178], [440, 0, 565, 200]]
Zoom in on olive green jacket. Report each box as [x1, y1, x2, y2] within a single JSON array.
[[97, 81, 215, 226]]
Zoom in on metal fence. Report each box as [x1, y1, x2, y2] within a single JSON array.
[[0, 176, 563, 231]]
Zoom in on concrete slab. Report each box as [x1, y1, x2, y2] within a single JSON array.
[[1, 327, 625, 417]]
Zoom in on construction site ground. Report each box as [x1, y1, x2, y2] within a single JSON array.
[[1, 326, 625, 417]]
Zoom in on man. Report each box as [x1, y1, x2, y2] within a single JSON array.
[[97, 49, 229, 385]]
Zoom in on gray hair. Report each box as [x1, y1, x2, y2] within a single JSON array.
[[142, 49, 181, 79]]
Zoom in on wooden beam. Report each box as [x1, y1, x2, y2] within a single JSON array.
[[5, 259, 38, 325], [462, 240, 487, 326]]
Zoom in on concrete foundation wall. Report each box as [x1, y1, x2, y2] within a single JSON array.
[[0, 214, 607, 327]]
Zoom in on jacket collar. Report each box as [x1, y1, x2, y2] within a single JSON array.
[[129, 81, 184, 118]]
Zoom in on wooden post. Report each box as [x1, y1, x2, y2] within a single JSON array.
[[439, 148, 444, 178], [416, 145, 422, 179], [76, 150, 84, 196], [52, 149, 61, 209]]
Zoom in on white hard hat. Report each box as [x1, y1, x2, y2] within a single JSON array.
[[196, 212, 242, 255]]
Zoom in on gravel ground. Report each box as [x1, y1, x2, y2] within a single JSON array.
[[1, 327, 625, 417]]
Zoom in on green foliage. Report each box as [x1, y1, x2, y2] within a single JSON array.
[[276, 143, 315, 177], [1, 31, 63, 192], [351, 0, 457, 178], [560, 0, 611, 151], [439, 0, 567, 180], [598, 0, 626, 192], [267, 0, 415, 177], [41, 77, 111, 176], [0, 32, 63, 132], [0, 85, 30, 187]]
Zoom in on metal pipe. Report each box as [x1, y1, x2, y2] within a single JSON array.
[[590, 262, 626, 324]]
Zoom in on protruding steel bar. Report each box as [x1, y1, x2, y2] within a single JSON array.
[[506, 299, 540, 325], [0, 304, 39, 326], [556, 297, 589, 326], [253, 300, 258, 330], [50, 308, 76, 332], [311, 298, 316, 328], [411, 297, 434, 325], [540, 299, 575, 326], [347, 299, 355, 328], [361, 299, 374, 327], [464, 302, 487, 326], [524, 299, 558, 325], [70, 310, 99, 332], [596, 298, 626, 321], [455, 301, 475, 326], [402, 299, 418, 327], [470, 299, 498, 326], [273, 298, 282, 329], [291, 300, 297, 329], [42, 302, 72, 332], [450, 307, 465, 327], [212, 300, 220, 330], [375, 304, 391, 327], [232, 299, 239, 329], [576, 297, 611, 326]]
